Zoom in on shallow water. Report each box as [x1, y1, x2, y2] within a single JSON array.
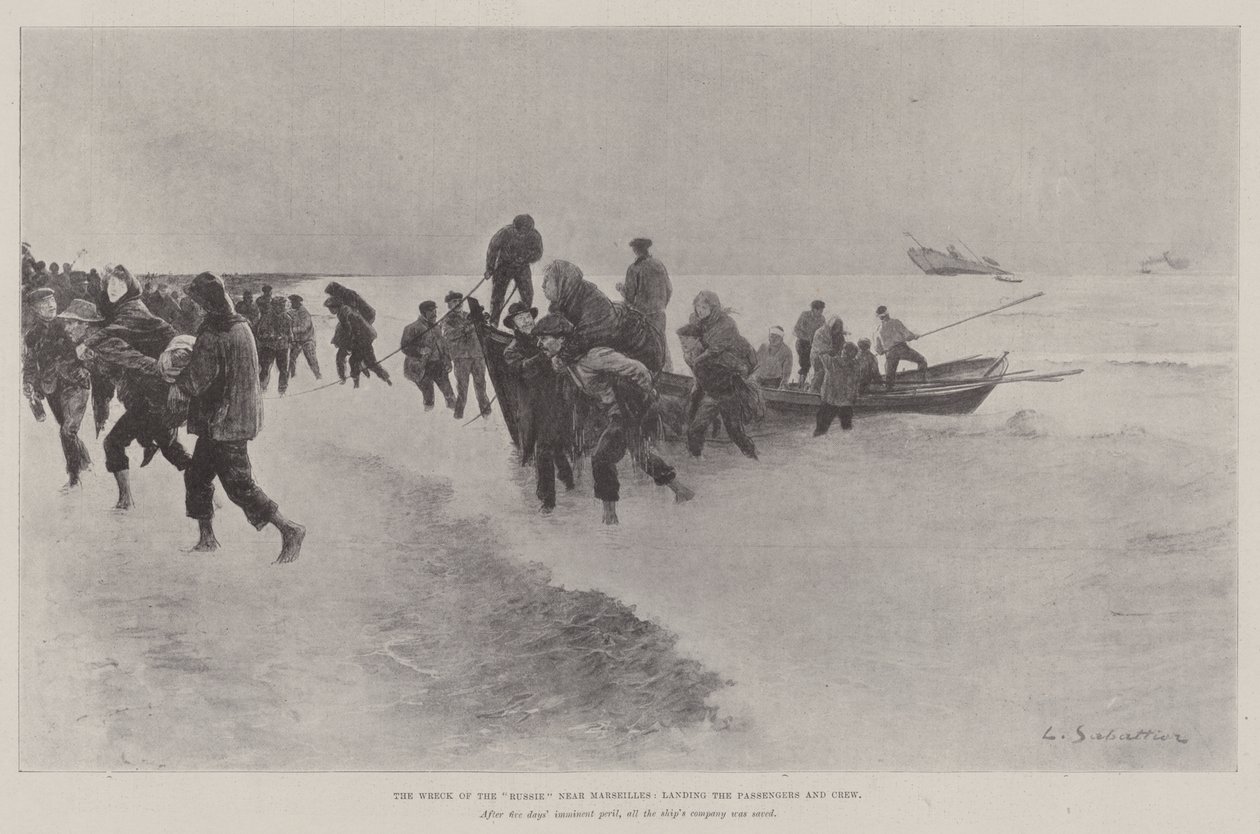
[[20, 271, 1236, 770]]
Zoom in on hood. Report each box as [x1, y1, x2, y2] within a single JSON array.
[[101, 265, 142, 319], [824, 315, 845, 338], [543, 260, 584, 308], [187, 272, 239, 318]]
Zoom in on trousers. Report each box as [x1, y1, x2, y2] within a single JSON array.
[[489, 264, 534, 324], [184, 436, 278, 529], [795, 338, 812, 375], [884, 342, 928, 387], [104, 408, 190, 473], [258, 344, 291, 393], [535, 443, 575, 508], [47, 383, 91, 478], [814, 404, 853, 435], [288, 340, 321, 379], [452, 355, 491, 416], [591, 420, 676, 503], [404, 357, 455, 407], [336, 346, 392, 384], [687, 395, 756, 458]]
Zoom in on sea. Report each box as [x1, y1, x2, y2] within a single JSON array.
[[19, 271, 1237, 771]]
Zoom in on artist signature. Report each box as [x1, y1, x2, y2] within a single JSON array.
[[1043, 726, 1189, 744]]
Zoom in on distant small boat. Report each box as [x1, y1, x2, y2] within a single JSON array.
[[904, 233, 1014, 276], [1140, 251, 1191, 273], [993, 275, 1023, 283]]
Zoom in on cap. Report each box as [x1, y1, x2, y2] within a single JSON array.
[[629, 237, 652, 250], [289, 294, 303, 304], [811, 299, 825, 310], [25, 287, 56, 304], [769, 325, 785, 336], [419, 300, 438, 312], [532, 313, 575, 337], [857, 337, 872, 348], [876, 305, 888, 315], [445, 291, 464, 304]]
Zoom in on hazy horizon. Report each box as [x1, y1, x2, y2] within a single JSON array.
[[21, 28, 1239, 277]]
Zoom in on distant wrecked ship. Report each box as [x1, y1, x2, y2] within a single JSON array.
[[904, 233, 1013, 276], [1140, 251, 1191, 273]]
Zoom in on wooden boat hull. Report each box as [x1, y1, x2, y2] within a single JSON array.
[[471, 300, 1010, 441], [907, 247, 1013, 276]]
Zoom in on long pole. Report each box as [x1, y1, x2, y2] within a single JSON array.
[[903, 231, 927, 249], [916, 292, 1045, 339]]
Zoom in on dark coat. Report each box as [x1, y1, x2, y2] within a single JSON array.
[[401, 316, 451, 371], [486, 223, 544, 273], [623, 255, 672, 315], [331, 306, 377, 352], [503, 329, 572, 464], [179, 274, 262, 441], [325, 282, 376, 324]]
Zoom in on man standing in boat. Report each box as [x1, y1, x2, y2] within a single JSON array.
[[485, 214, 544, 326], [873, 304, 927, 387], [792, 300, 826, 388], [621, 237, 673, 371]]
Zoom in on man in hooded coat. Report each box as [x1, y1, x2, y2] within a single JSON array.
[[485, 214, 543, 325], [175, 272, 305, 563]]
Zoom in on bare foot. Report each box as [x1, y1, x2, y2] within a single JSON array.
[[114, 496, 134, 510], [668, 481, 695, 503], [60, 478, 81, 493], [274, 522, 306, 564], [190, 537, 220, 552], [538, 503, 554, 516]]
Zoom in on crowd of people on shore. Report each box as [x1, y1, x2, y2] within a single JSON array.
[[20, 217, 931, 538]]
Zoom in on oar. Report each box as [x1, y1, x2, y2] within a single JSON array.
[[878, 368, 1082, 396], [915, 292, 1046, 340]]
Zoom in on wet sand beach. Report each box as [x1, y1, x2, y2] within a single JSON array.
[[20, 272, 1236, 771]]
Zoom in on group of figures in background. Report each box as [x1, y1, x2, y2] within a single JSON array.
[[20, 214, 934, 541]]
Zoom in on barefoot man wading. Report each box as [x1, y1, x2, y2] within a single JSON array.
[[174, 272, 305, 563]]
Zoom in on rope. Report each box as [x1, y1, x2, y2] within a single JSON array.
[[262, 273, 490, 401]]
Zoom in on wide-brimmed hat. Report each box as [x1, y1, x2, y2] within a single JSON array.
[[445, 291, 464, 304], [532, 313, 575, 337], [56, 299, 104, 322], [506, 301, 538, 320]]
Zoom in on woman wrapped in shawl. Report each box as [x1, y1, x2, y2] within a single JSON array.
[[675, 290, 763, 460], [540, 260, 665, 374]]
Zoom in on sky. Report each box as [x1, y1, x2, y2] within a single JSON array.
[[20, 27, 1239, 276]]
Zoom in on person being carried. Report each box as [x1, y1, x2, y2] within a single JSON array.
[[502, 301, 575, 514], [174, 272, 305, 563], [441, 291, 491, 419], [485, 214, 544, 325], [676, 291, 763, 460], [286, 295, 321, 380], [855, 337, 883, 393], [401, 300, 455, 411], [873, 304, 927, 387], [753, 325, 794, 389], [256, 295, 294, 396], [325, 294, 392, 388], [792, 300, 827, 388], [814, 341, 861, 436], [534, 313, 691, 525], [541, 259, 664, 373]]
